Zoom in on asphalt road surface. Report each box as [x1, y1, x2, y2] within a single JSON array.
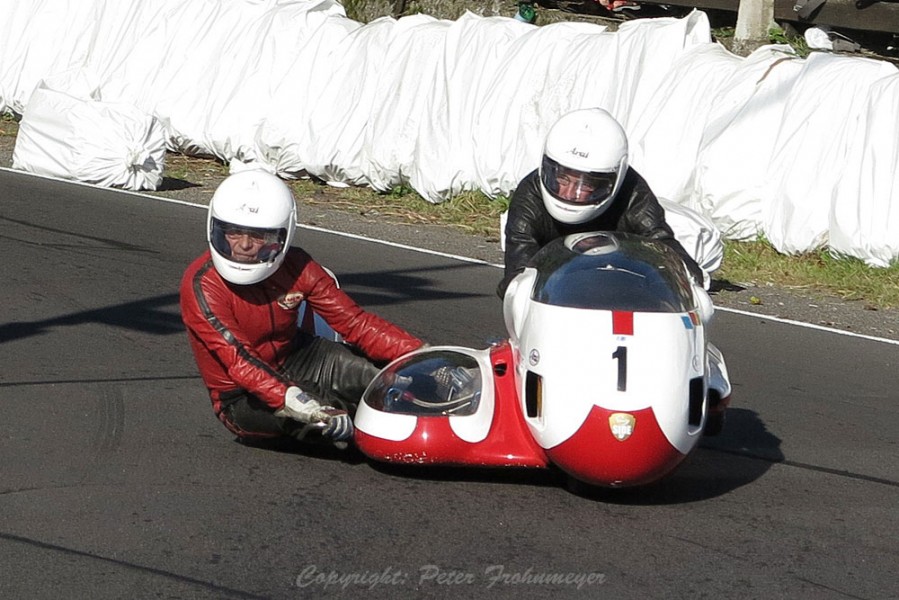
[[1, 169, 897, 600]]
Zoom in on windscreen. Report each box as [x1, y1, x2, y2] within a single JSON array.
[[364, 351, 482, 416], [529, 232, 696, 312]]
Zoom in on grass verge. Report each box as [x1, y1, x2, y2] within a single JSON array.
[[722, 239, 899, 308]]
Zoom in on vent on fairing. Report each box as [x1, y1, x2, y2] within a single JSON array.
[[689, 377, 704, 426], [525, 371, 542, 418]]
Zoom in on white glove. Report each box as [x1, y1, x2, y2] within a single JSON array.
[[275, 386, 355, 442], [274, 386, 328, 422]]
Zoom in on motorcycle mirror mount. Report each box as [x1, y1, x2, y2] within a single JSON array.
[[502, 268, 538, 346]]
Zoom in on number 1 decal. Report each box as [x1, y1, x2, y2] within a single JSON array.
[[612, 346, 627, 391]]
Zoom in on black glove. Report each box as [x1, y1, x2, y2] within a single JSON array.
[[318, 407, 355, 442]]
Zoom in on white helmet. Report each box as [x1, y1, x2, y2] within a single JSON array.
[[539, 108, 629, 225], [207, 170, 297, 285]]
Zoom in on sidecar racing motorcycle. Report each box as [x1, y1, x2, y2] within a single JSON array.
[[352, 231, 731, 488]]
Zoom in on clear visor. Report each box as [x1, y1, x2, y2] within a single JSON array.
[[541, 156, 618, 206], [210, 217, 287, 265]]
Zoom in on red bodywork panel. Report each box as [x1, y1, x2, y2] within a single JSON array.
[[545, 405, 687, 488]]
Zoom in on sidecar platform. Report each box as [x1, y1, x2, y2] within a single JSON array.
[[354, 342, 549, 468]]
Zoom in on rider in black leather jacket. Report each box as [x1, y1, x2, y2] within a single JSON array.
[[497, 109, 729, 438], [498, 167, 705, 297], [497, 109, 704, 298]]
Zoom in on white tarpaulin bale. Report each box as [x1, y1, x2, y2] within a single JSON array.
[[297, 15, 400, 188], [472, 12, 711, 200], [249, 8, 362, 176], [471, 20, 610, 198], [763, 52, 898, 255], [92, 0, 352, 160], [688, 46, 804, 240], [0, 0, 98, 115], [611, 10, 714, 134], [12, 83, 166, 191], [659, 198, 723, 288], [475, 15, 696, 197], [362, 15, 453, 192], [629, 43, 742, 208], [199, 0, 355, 162], [830, 73, 899, 266], [409, 12, 528, 201]]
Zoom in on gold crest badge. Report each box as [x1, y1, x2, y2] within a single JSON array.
[[609, 413, 636, 442], [278, 292, 305, 310]]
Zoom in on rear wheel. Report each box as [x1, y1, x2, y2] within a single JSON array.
[[703, 390, 726, 436], [703, 412, 725, 436]]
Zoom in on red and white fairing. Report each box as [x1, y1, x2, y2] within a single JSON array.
[[354, 342, 548, 468], [354, 232, 728, 488], [506, 280, 706, 486]]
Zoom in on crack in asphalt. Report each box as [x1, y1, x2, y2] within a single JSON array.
[[701, 445, 899, 488], [0, 531, 270, 599]]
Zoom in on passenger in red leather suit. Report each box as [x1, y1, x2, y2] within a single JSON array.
[[180, 170, 423, 444]]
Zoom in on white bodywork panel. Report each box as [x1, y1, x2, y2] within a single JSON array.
[[514, 302, 705, 454]]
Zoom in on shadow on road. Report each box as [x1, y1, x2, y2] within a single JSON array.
[[0, 293, 183, 344], [274, 408, 781, 503], [338, 262, 491, 307], [237, 408, 782, 503]]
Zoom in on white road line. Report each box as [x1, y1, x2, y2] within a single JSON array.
[[711, 305, 899, 346]]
